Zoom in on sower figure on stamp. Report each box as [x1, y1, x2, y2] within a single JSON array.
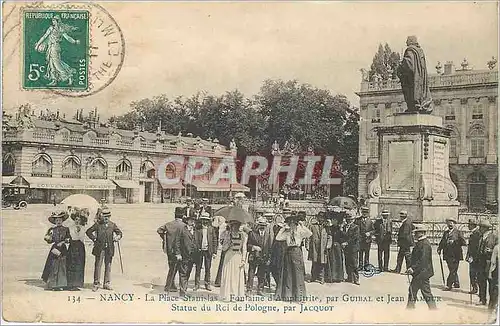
[[246, 216, 273, 295], [193, 212, 218, 292], [437, 218, 466, 291], [392, 210, 414, 274], [86, 208, 123, 292], [466, 219, 481, 294], [374, 209, 392, 272], [308, 212, 329, 284], [174, 214, 198, 297], [157, 207, 186, 292], [406, 224, 437, 310], [355, 206, 374, 271], [475, 219, 498, 306], [342, 212, 360, 285]]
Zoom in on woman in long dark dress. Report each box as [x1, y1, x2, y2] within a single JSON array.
[[325, 216, 345, 283], [270, 214, 286, 287], [274, 214, 312, 302], [66, 212, 88, 290], [42, 211, 71, 291]]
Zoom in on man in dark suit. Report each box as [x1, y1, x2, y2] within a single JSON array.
[[374, 209, 393, 272], [342, 212, 360, 285], [438, 218, 466, 290], [183, 198, 197, 220], [356, 206, 374, 271], [174, 214, 197, 297], [86, 208, 123, 292], [392, 210, 414, 274], [193, 212, 218, 291], [308, 212, 329, 283], [466, 219, 481, 294], [157, 207, 185, 292], [247, 217, 274, 295], [406, 224, 437, 309], [475, 219, 498, 306]]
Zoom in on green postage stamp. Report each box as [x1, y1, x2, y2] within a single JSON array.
[[23, 10, 90, 90]]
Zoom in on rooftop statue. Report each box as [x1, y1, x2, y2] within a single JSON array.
[[397, 35, 433, 114]]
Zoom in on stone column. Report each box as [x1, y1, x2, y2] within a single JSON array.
[[487, 96, 497, 164]]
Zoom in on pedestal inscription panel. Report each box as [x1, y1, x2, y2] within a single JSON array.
[[433, 141, 446, 192], [388, 141, 414, 191]]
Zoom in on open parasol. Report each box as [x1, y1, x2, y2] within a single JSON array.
[[213, 205, 253, 224], [61, 194, 100, 221]]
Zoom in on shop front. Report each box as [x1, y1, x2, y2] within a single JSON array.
[[23, 177, 116, 203], [112, 179, 140, 203], [158, 179, 185, 203], [189, 179, 250, 201]]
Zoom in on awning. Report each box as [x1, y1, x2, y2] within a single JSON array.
[[190, 179, 250, 192], [2, 176, 15, 185], [159, 179, 185, 190], [24, 177, 116, 190], [112, 179, 141, 189]]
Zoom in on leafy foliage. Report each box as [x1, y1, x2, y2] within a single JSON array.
[[109, 79, 359, 195], [369, 43, 401, 81]]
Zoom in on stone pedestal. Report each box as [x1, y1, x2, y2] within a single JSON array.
[[368, 113, 460, 222]]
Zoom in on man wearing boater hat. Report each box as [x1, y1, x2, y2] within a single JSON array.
[[466, 218, 481, 294], [475, 219, 498, 306], [193, 211, 218, 291], [406, 224, 437, 309], [247, 216, 273, 295], [437, 217, 466, 291], [157, 207, 186, 292], [86, 208, 123, 291], [341, 211, 360, 285], [355, 206, 374, 271]]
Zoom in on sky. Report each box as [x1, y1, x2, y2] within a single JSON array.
[[2, 1, 498, 120]]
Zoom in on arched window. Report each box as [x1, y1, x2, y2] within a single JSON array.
[[467, 172, 486, 211], [62, 156, 81, 178], [165, 163, 175, 179], [116, 159, 132, 180], [2, 153, 15, 176], [88, 158, 107, 179], [140, 160, 156, 178], [469, 126, 485, 157], [32, 153, 52, 177]]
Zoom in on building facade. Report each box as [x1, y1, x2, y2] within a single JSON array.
[[2, 110, 248, 204], [357, 60, 498, 211]]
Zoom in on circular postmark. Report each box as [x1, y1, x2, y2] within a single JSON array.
[[22, 1, 125, 97]]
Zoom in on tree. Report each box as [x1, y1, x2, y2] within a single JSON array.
[[368, 43, 401, 81]]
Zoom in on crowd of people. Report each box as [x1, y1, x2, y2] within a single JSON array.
[[40, 195, 498, 312]]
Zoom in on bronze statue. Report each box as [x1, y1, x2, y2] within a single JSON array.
[[397, 36, 433, 114]]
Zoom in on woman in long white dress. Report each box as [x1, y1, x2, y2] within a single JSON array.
[[219, 220, 248, 301]]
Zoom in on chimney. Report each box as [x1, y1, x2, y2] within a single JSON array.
[[443, 61, 455, 75]]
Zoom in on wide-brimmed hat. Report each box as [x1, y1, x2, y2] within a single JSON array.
[[413, 224, 427, 233], [256, 217, 268, 226], [263, 212, 275, 218], [345, 212, 355, 220], [381, 209, 390, 215], [285, 213, 299, 223], [282, 208, 293, 215], [48, 210, 69, 224], [202, 198, 209, 202], [199, 212, 211, 220], [101, 208, 111, 218], [445, 218, 457, 224], [399, 210, 408, 216], [234, 192, 246, 199], [361, 206, 369, 213]]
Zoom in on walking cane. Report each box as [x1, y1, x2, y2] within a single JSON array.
[[406, 272, 415, 306], [117, 241, 124, 274], [438, 253, 445, 286]]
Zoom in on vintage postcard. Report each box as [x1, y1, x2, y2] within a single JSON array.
[[1, 1, 499, 324]]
